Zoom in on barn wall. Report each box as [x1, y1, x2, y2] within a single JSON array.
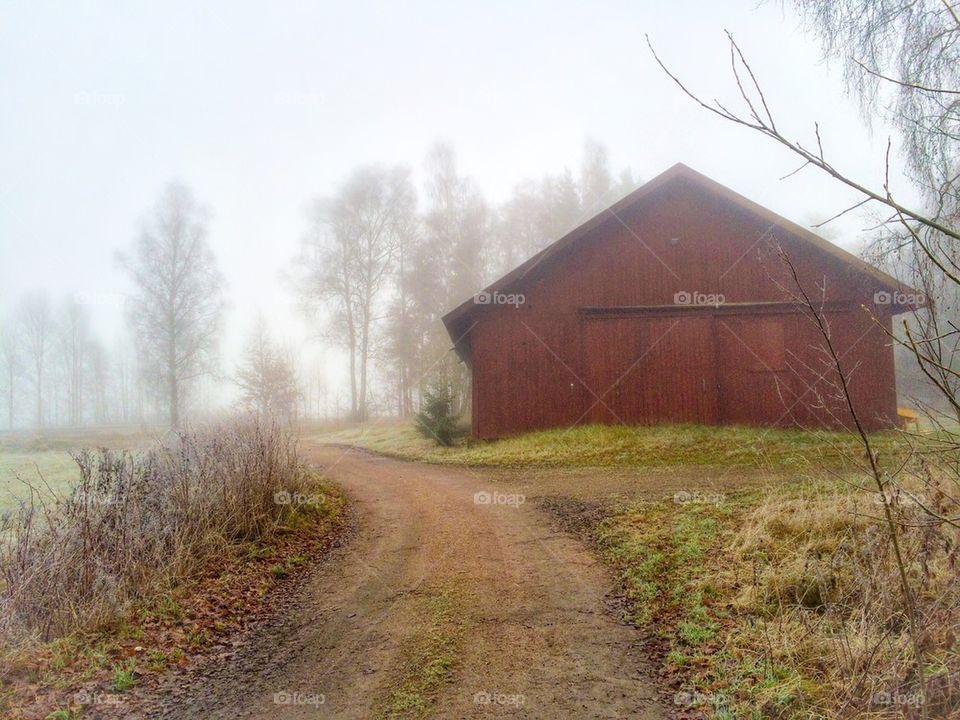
[[468, 179, 899, 438]]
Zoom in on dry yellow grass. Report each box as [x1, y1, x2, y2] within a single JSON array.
[[602, 479, 960, 718]]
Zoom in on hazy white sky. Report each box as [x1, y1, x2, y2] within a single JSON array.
[[0, 0, 916, 394]]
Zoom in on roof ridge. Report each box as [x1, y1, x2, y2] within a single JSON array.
[[442, 162, 913, 334]]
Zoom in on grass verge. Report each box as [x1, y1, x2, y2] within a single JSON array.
[[314, 421, 904, 469], [597, 489, 777, 718], [596, 478, 959, 719]]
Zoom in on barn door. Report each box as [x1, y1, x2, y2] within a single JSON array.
[[583, 317, 719, 425], [715, 316, 789, 426]]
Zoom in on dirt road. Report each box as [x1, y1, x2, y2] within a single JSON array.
[[143, 445, 672, 719]]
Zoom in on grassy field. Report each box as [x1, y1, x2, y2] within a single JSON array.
[[312, 420, 904, 470], [0, 427, 162, 514], [0, 449, 81, 513]]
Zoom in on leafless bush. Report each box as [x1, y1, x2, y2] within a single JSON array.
[[0, 419, 314, 644]]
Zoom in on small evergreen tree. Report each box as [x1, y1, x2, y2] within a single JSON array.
[[414, 384, 461, 446]]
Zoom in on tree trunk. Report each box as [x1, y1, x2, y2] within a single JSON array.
[[35, 360, 42, 427], [348, 336, 358, 421], [359, 322, 369, 423], [6, 369, 12, 430], [169, 372, 179, 429]]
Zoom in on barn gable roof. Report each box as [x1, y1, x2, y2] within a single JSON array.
[[442, 162, 914, 349]]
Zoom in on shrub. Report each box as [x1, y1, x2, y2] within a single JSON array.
[[414, 385, 462, 447], [0, 419, 314, 644]]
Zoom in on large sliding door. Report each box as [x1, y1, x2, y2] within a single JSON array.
[[582, 310, 791, 428], [583, 316, 719, 425]]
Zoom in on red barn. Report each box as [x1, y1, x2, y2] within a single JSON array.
[[442, 163, 915, 440]]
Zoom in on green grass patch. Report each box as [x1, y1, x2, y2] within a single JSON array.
[[314, 421, 903, 470], [111, 659, 136, 692], [596, 491, 810, 718], [0, 428, 158, 514], [378, 586, 465, 719]]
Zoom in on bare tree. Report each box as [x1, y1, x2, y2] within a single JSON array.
[[423, 143, 491, 309], [113, 337, 140, 425], [539, 167, 582, 243], [385, 205, 421, 417], [235, 318, 300, 421], [408, 144, 491, 415], [299, 166, 416, 421], [783, 0, 960, 424], [86, 339, 109, 424], [495, 139, 635, 276], [496, 180, 544, 271], [19, 293, 51, 427], [0, 323, 21, 430], [121, 182, 225, 429], [790, 0, 960, 204], [57, 300, 89, 426], [579, 138, 614, 212]]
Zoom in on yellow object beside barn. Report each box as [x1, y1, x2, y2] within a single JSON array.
[[897, 407, 919, 430]]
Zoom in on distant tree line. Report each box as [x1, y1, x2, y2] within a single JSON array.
[[0, 292, 142, 429], [0, 183, 293, 430], [0, 139, 633, 430]]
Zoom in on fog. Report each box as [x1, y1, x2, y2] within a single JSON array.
[[0, 0, 917, 428]]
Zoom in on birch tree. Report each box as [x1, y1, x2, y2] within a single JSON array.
[[121, 183, 224, 429], [647, 6, 960, 713], [300, 166, 416, 421], [58, 301, 89, 426], [0, 323, 20, 429], [19, 292, 51, 427]]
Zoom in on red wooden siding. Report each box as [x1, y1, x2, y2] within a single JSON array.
[[445, 165, 907, 440]]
